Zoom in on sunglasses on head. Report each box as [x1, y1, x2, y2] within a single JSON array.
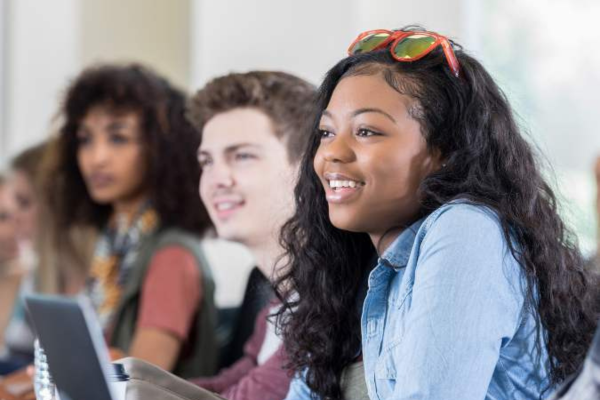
[[347, 29, 460, 78]]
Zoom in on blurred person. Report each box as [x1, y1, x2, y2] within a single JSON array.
[[276, 26, 599, 400], [183, 71, 316, 400], [0, 174, 26, 375], [0, 175, 19, 335], [0, 143, 48, 374], [42, 63, 217, 377], [11, 142, 46, 246], [0, 175, 19, 273]]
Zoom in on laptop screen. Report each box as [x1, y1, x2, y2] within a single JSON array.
[[25, 294, 116, 400]]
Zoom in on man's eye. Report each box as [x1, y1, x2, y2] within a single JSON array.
[[235, 153, 256, 161]]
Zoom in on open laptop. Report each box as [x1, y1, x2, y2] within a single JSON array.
[[25, 294, 118, 400]]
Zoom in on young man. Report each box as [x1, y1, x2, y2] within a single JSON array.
[[187, 71, 316, 400]]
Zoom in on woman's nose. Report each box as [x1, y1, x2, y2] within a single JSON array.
[[321, 133, 355, 164]]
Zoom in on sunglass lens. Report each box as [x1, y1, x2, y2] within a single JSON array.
[[392, 34, 437, 59], [351, 32, 390, 54]]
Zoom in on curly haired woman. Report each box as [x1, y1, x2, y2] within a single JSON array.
[[43, 64, 217, 378], [277, 27, 599, 400]]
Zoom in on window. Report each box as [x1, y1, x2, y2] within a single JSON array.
[[478, 0, 600, 254]]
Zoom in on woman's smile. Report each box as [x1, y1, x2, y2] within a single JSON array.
[[313, 74, 439, 237], [323, 172, 365, 203]]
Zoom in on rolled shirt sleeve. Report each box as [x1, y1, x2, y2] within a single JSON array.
[[137, 246, 202, 341]]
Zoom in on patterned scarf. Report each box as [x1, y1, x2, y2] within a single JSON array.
[[86, 204, 159, 331]]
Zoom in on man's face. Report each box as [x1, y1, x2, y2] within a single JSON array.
[[198, 108, 298, 250]]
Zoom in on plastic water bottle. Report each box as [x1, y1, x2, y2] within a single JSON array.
[[33, 338, 56, 400]]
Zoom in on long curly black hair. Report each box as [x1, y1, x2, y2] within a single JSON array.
[[46, 63, 210, 234], [275, 31, 599, 399]]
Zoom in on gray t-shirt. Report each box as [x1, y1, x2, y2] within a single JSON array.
[[340, 362, 369, 400]]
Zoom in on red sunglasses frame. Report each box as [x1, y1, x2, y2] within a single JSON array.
[[347, 29, 460, 78]]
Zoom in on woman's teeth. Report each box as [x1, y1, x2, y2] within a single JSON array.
[[328, 180, 361, 189]]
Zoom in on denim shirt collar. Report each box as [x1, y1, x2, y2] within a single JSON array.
[[379, 218, 425, 270]]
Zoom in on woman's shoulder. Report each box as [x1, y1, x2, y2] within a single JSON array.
[[146, 228, 203, 257], [150, 228, 214, 280], [421, 200, 503, 237], [137, 228, 201, 260], [154, 227, 203, 245], [414, 200, 514, 260]]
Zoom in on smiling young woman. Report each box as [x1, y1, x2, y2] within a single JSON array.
[[276, 27, 599, 400]]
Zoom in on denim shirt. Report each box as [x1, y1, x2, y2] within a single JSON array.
[[284, 202, 550, 400]]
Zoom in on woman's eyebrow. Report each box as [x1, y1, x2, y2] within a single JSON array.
[[351, 108, 396, 123], [321, 108, 397, 124]]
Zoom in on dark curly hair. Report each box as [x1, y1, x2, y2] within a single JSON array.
[[45, 63, 210, 235], [275, 30, 599, 399]]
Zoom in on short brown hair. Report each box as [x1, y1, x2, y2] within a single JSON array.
[[186, 71, 316, 163]]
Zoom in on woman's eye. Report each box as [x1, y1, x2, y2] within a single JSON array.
[[356, 128, 379, 137], [76, 133, 91, 146], [109, 133, 129, 144], [318, 129, 334, 139], [198, 158, 212, 169]]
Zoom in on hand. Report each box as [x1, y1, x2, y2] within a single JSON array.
[[0, 366, 34, 400]]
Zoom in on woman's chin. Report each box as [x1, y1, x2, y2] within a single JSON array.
[[328, 214, 367, 233], [88, 193, 115, 206]]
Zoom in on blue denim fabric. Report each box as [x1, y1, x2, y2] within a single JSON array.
[[284, 202, 550, 400]]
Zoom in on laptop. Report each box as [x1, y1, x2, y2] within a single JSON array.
[[25, 294, 118, 400]]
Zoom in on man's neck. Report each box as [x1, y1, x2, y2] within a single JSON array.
[[247, 238, 286, 283]]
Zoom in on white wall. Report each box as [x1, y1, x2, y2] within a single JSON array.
[[190, 0, 353, 88], [0, 0, 7, 162], [81, 0, 191, 90], [2, 0, 193, 162], [3, 0, 81, 160], [473, 0, 600, 252], [190, 0, 468, 88]]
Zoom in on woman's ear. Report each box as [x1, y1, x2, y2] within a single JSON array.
[[429, 147, 445, 172]]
